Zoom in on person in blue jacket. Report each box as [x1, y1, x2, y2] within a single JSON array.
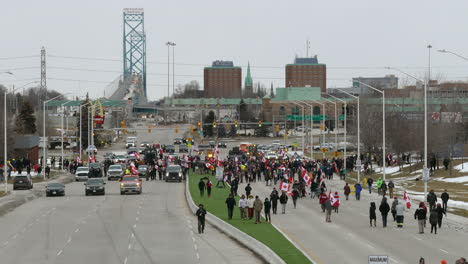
[[354, 183, 362, 200]]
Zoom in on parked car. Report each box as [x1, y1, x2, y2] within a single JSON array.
[[13, 175, 33, 190], [75, 166, 89, 181], [46, 182, 65, 197], [85, 178, 106, 196], [107, 164, 123, 180]]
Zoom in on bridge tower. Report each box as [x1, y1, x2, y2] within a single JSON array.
[[123, 8, 147, 99]]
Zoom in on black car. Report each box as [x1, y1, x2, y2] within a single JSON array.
[[165, 145, 176, 154], [173, 138, 182, 145], [179, 144, 188, 153], [89, 163, 103, 178], [46, 182, 65, 197], [165, 165, 183, 182], [217, 142, 227, 148], [137, 165, 148, 177], [85, 178, 106, 196], [13, 176, 33, 190]]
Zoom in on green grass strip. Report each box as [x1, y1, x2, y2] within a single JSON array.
[[189, 173, 312, 264]]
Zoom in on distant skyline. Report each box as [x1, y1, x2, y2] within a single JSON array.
[[2, 0, 468, 100]]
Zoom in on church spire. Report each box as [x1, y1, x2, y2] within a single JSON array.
[[245, 62, 253, 88]]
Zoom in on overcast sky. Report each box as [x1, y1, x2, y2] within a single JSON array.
[[2, 0, 468, 100]]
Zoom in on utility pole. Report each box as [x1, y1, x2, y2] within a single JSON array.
[[40, 47, 47, 101]]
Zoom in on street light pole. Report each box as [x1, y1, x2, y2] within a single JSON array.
[[43, 95, 65, 177], [337, 89, 361, 183], [172, 43, 176, 96], [79, 102, 90, 161], [301, 100, 326, 159], [321, 94, 338, 148], [290, 101, 305, 154], [322, 93, 347, 163], [353, 80, 386, 181], [3, 85, 20, 192], [60, 101, 73, 171]]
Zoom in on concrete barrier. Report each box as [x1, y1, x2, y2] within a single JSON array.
[[185, 175, 286, 264]]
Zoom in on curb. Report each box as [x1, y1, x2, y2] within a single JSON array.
[[184, 175, 286, 264]]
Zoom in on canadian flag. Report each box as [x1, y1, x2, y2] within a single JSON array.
[[130, 165, 138, 175], [134, 152, 140, 160], [300, 167, 307, 178], [329, 191, 338, 206], [319, 173, 326, 187], [159, 148, 164, 155], [76, 157, 82, 163], [279, 165, 286, 171], [303, 173, 312, 186], [280, 182, 290, 192], [262, 156, 267, 163], [403, 191, 411, 209], [205, 162, 211, 169]]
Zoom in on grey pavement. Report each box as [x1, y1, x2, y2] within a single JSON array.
[[0, 123, 261, 264]]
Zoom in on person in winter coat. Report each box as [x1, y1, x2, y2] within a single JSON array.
[[324, 198, 333, 222], [354, 183, 362, 200], [245, 183, 252, 197], [238, 195, 247, 220], [441, 190, 449, 213], [388, 181, 395, 198], [198, 178, 206, 197], [429, 208, 439, 234], [279, 191, 288, 214], [391, 197, 399, 221], [379, 197, 390, 227], [196, 204, 207, 234], [333, 192, 340, 213], [247, 195, 255, 219], [414, 203, 427, 234], [396, 202, 405, 228], [292, 189, 300, 209], [319, 191, 328, 212], [369, 202, 377, 227], [264, 198, 271, 223], [376, 177, 383, 195], [253, 196, 263, 224], [343, 183, 351, 200], [381, 181, 388, 197], [270, 188, 279, 214], [225, 194, 236, 220], [206, 180, 213, 197], [420, 202, 428, 227], [367, 177, 374, 194], [427, 190, 437, 211], [435, 203, 446, 228]]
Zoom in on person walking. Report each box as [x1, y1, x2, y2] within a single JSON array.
[[435, 203, 446, 229], [253, 196, 263, 224], [238, 195, 247, 220], [245, 183, 252, 197], [429, 208, 439, 234], [369, 202, 377, 227], [206, 180, 213, 197], [414, 203, 426, 234], [196, 204, 207, 234], [379, 197, 390, 227], [292, 189, 300, 209], [367, 177, 374, 194], [333, 192, 340, 213], [324, 198, 333, 222], [279, 191, 288, 214], [388, 180, 395, 198], [45, 165, 50, 178], [225, 194, 236, 220], [427, 190, 437, 211], [247, 195, 255, 219], [381, 181, 388, 197], [391, 197, 398, 222], [270, 188, 279, 214], [343, 183, 350, 200], [376, 177, 383, 196], [441, 190, 449, 213], [354, 183, 362, 200], [319, 191, 328, 212], [396, 202, 405, 228], [264, 198, 271, 223], [198, 178, 206, 197]]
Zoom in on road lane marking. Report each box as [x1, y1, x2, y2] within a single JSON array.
[[57, 250, 63, 256], [439, 249, 449, 254], [128, 243, 132, 249], [124, 257, 128, 264], [189, 225, 193, 229], [133, 224, 137, 228], [131, 233, 135, 238], [390, 257, 400, 263], [74, 228, 79, 233], [191, 236, 196, 242], [196, 253, 200, 259], [67, 237, 72, 243], [136, 217, 139, 222], [12, 234, 17, 239], [194, 244, 198, 250], [3, 241, 9, 246]]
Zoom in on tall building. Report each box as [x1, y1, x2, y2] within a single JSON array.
[[285, 56, 327, 93], [352, 75, 399, 94], [244, 62, 253, 97], [204, 60, 242, 98]]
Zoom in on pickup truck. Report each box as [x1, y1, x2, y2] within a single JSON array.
[[120, 175, 142, 195]]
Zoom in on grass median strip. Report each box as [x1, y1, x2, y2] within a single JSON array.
[[189, 173, 312, 264]]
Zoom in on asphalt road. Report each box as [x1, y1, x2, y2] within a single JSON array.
[[0, 123, 261, 264]]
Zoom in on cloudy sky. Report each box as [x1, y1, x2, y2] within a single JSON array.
[[1, 0, 468, 100]]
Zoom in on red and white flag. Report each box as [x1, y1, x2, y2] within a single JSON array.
[[130, 164, 138, 175], [205, 162, 211, 169], [329, 191, 338, 205], [280, 182, 290, 192], [279, 165, 286, 171], [403, 191, 411, 209], [319, 173, 326, 187], [300, 166, 307, 178], [76, 157, 82, 163]]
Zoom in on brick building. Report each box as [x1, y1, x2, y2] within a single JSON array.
[[204, 60, 242, 98], [285, 56, 327, 93]]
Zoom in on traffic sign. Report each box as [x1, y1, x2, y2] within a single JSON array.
[[422, 168, 430, 182], [321, 147, 328, 153], [356, 160, 362, 166], [334, 151, 339, 157]]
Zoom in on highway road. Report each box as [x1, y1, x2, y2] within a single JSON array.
[[0, 124, 261, 264]]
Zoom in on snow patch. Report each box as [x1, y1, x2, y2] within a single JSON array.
[[453, 162, 468, 173], [437, 176, 468, 183]]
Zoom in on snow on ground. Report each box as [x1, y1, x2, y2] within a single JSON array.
[[373, 166, 401, 174], [406, 191, 468, 211], [436, 176, 468, 183], [453, 162, 468, 173]]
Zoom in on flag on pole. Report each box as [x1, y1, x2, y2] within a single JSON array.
[[280, 182, 290, 192], [403, 191, 411, 209]]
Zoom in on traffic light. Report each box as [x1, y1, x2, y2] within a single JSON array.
[[148, 125, 152, 133], [258, 121, 262, 127], [175, 126, 179, 133], [275, 125, 280, 132], [234, 121, 238, 127], [197, 121, 201, 128], [212, 122, 217, 128]]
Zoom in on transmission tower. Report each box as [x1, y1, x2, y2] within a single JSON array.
[[123, 8, 147, 99], [40, 47, 47, 100]]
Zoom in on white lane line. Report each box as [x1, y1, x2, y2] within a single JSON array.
[[131, 233, 135, 238], [12, 234, 17, 239], [359, 212, 367, 217], [124, 257, 128, 264], [57, 250, 63, 256], [67, 237, 72, 244], [3, 241, 9, 246], [128, 243, 132, 250], [412, 235, 422, 241], [74, 228, 79, 233], [135, 217, 139, 222], [190, 230, 194, 235], [365, 243, 375, 249], [439, 248, 449, 254], [137, 211, 140, 215], [196, 253, 200, 259], [188, 225, 193, 229], [390, 257, 400, 263], [194, 244, 198, 250], [133, 224, 137, 228], [191, 236, 196, 242]]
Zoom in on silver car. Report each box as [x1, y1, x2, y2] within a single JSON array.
[[75, 166, 89, 181], [107, 165, 123, 180]]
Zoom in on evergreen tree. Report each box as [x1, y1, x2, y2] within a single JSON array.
[[16, 101, 36, 134], [204, 111, 215, 137], [229, 124, 237, 137], [77, 101, 90, 149], [239, 99, 251, 121]]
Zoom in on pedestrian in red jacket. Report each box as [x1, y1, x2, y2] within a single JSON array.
[[319, 191, 328, 212]]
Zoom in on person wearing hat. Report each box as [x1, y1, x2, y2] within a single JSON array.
[[195, 204, 207, 234]]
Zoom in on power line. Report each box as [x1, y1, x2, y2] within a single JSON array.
[[0, 55, 39, 61], [47, 77, 168, 87]]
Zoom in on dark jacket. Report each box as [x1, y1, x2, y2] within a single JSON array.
[[427, 192, 437, 204], [369, 202, 376, 219], [429, 210, 439, 225], [245, 185, 252, 195], [414, 208, 426, 220], [264, 200, 271, 213], [270, 191, 279, 203], [198, 180, 205, 190], [196, 208, 207, 221], [292, 189, 299, 200], [367, 178, 374, 186], [379, 198, 390, 216], [344, 185, 351, 195], [435, 207, 445, 219], [225, 197, 236, 208], [441, 192, 449, 202], [279, 194, 288, 204], [388, 181, 395, 189]]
